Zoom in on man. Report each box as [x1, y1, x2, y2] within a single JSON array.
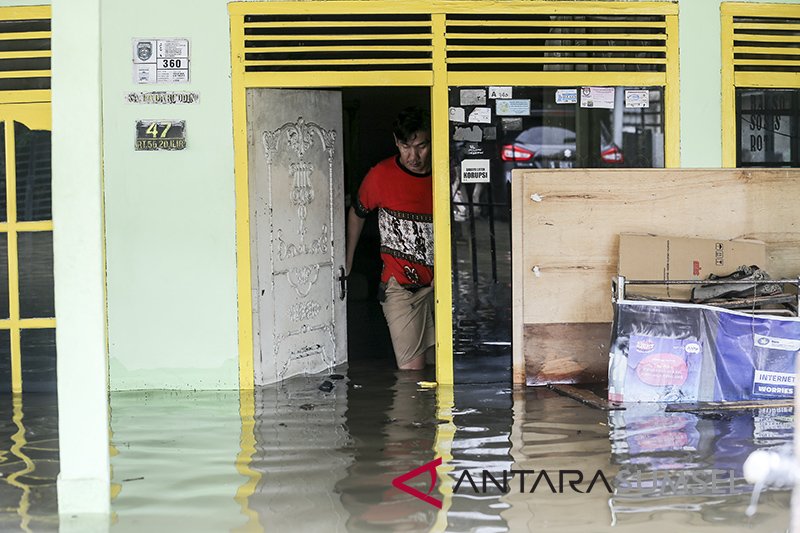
[[345, 107, 434, 370]]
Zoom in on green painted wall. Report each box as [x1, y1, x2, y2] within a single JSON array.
[[678, 0, 800, 168], [96, 0, 800, 390], [102, 1, 238, 389]]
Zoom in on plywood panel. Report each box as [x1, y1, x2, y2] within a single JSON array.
[[523, 323, 609, 386], [512, 168, 800, 385]]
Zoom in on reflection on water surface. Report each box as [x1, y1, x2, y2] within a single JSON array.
[[0, 364, 792, 532]]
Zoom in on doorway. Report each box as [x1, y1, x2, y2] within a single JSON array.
[[246, 87, 432, 384]]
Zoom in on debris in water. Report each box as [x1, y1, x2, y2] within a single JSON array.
[[329, 374, 345, 380], [318, 380, 334, 392], [299, 403, 315, 411], [417, 381, 438, 388]]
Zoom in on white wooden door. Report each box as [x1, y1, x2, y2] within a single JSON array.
[[247, 89, 346, 385]]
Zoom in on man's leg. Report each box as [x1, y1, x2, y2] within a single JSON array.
[[381, 279, 435, 370]]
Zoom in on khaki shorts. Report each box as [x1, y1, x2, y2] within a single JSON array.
[[380, 277, 435, 367]]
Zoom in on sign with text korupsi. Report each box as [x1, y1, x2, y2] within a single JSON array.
[[133, 38, 190, 84], [461, 159, 490, 183], [135, 120, 186, 151]]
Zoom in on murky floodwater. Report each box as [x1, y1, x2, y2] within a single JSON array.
[[0, 363, 793, 532]]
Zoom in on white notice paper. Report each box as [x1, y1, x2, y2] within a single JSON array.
[[460, 89, 486, 106], [496, 99, 531, 116], [625, 90, 650, 108], [488, 86, 512, 99], [468, 107, 491, 124], [133, 38, 190, 84], [449, 107, 466, 123], [580, 87, 615, 109], [461, 159, 490, 183]]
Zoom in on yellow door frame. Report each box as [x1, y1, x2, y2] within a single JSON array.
[[230, 1, 680, 390], [721, 2, 800, 167]]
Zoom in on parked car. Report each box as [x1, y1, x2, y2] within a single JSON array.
[[501, 125, 624, 182]]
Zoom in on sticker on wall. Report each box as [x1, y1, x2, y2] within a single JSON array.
[[133, 38, 190, 84], [625, 90, 650, 108], [453, 125, 483, 142], [135, 120, 187, 151], [488, 86, 512, 99], [125, 91, 200, 105], [501, 118, 523, 132], [482, 126, 497, 141], [468, 107, 492, 124], [496, 99, 531, 116], [580, 87, 615, 109], [461, 159, 490, 184], [555, 89, 578, 105], [449, 107, 466, 123], [460, 89, 487, 106], [465, 143, 484, 156]]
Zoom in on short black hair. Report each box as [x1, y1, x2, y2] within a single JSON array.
[[392, 106, 430, 143]]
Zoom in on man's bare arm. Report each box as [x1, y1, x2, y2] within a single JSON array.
[[345, 206, 366, 275]]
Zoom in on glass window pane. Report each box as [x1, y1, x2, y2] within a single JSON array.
[[21, 328, 56, 393], [18, 231, 54, 319], [0, 233, 7, 320], [15, 121, 52, 222], [0, 329, 9, 393], [737, 88, 800, 167]]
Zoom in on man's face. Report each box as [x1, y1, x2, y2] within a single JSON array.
[[395, 130, 431, 175]]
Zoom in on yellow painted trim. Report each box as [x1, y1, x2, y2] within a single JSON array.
[[431, 385, 455, 533], [665, 12, 680, 168], [445, 32, 666, 41], [0, 221, 53, 233], [431, 13, 453, 386], [734, 59, 800, 67], [446, 56, 665, 65], [243, 71, 433, 88], [246, 33, 434, 41], [735, 45, 800, 55], [0, 70, 51, 80], [245, 58, 432, 66], [445, 19, 666, 28], [0, 51, 50, 60], [735, 71, 800, 88], [232, 13, 255, 391], [721, 7, 737, 167], [0, 318, 56, 330], [0, 31, 50, 41], [447, 45, 667, 53], [0, 5, 50, 20], [731, 34, 800, 44], [722, 2, 800, 18], [0, 91, 51, 106], [233, 389, 262, 532], [734, 22, 800, 31], [230, 0, 677, 17], [245, 20, 432, 28], [247, 45, 434, 53], [447, 71, 665, 87], [6, 121, 21, 393]]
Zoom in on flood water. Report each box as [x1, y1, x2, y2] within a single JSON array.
[[0, 361, 793, 532]]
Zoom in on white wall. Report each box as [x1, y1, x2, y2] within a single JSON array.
[[102, 0, 238, 389]]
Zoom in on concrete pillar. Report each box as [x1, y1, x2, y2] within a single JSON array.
[[52, 0, 110, 517]]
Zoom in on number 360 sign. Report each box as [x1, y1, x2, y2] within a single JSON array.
[[133, 38, 190, 84]]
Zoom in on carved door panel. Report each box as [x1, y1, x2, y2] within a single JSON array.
[[247, 89, 346, 385]]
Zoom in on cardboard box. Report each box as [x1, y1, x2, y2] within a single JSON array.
[[618, 234, 767, 300]]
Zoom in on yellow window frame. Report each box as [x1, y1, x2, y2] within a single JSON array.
[[229, 1, 680, 390], [721, 2, 800, 167]]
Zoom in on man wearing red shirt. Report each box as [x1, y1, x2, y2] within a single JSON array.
[[345, 107, 434, 370]]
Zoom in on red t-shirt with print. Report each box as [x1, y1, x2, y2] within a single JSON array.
[[355, 156, 433, 286]]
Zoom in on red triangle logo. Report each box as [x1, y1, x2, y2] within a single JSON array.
[[391, 457, 443, 508]]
